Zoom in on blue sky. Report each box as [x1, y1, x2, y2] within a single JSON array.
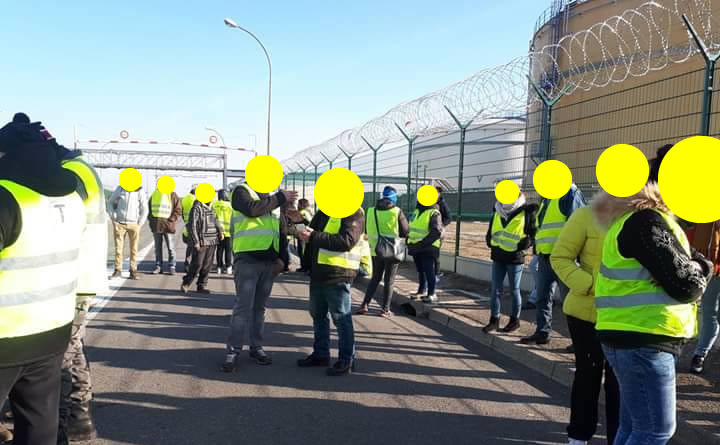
[[0, 1, 547, 166]]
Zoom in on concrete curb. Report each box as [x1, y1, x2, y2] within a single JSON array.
[[354, 278, 714, 445]]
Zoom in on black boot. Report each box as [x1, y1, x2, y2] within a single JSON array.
[[297, 354, 330, 368], [500, 317, 520, 333], [67, 406, 97, 442], [326, 359, 355, 376], [482, 317, 500, 334]]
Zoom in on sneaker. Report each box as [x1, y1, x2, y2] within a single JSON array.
[[422, 294, 438, 304], [180, 282, 191, 294], [483, 317, 500, 333], [169, 267, 177, 276], [378, 309, 393, 318], [66, 408, 97, 442], [249, 348, 272, 365], [222, 352, 238, 372], [354, 305, 369, 315], [110, 270, 122, 279], [129, 271, 140, 280], [297, 354, 330, 367], [409, 290, 426, 300], [196, 287, 211, 294], [326, 359, 355, 376], [520, 332, 550, 345], [690, 355, 705, 374], [500, 317, 521, 333], [226, 267, 233, 275], [151, 266, 162, 275]]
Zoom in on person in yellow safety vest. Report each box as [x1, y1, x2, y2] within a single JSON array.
[[296, 207, 368, 376], [0, 114, 86, 445], [356, 186, 410, 317], [181, 186, 198, 271], [148, 183, 182, 275], [296, 198, 314, 273], [211, 189, 233, 275], [58, 142, 111, 444], [222, 183, 298, 372], [407, 200, 443, 304], [482, 191, 538, 334], [591, 163, 713, 443], [521, 183, 586, 345]]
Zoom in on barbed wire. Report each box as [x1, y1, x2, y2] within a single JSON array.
[[286, 0, 719, 169]]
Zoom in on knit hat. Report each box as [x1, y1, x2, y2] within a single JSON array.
[[382, 186, 398, 204]]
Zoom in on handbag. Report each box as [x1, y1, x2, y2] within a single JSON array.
[[373, 208, 406, 263]]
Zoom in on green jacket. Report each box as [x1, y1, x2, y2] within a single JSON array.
[[550, 206, 604, 323]]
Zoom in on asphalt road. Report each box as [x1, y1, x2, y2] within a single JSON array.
[[76, 243, 595, 445]]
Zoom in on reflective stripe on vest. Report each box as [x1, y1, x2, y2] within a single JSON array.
[[535, 199, 567, 254], [150, 190, 173, 218], [0, 180, 84, 339], [211, 200, 233, 237], [490, 211, 525, 252], [62, 157, 109, 296], [408, 208, 441, 248], [366, 207, 400, 252], [317, 216, 365, 271], [595, 209, 696, 338], [182, 194, 196, 237], [231, 184, 279, 253]]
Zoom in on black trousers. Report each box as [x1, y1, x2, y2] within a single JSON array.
[[183, 237, 193, 273], [183, 245, 216, 289], [216, 238, 232, 270], [566, 315, 620, 444], [279, 236, 290, 270], [0, 353, 63, 445], [297, 239, 309, 271], [412, 253, 437, 295], [362, 257, 400, 310]]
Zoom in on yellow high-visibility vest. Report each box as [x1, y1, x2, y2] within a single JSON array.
[[595, 209, 697, 338], [535, 199, 567, 254], [150, 190, 173, 218], [490, 211, 525, 252], [182, 193, 196, 237], [231, 184, 279, 253], [408, 208, 441, 248], [366, 207, 400, 254], [61, 157, 108, 297], [317, 214, 370, 273], [212, 200, 233, 237], [0, 180, 85, 339]]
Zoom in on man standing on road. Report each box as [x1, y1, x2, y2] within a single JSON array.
[[223, 183, 297, 372], [148, 181, 182, 275], [297, 207, 366, 376], [211, 190, 233, 275], [109, 182, 148, 279], [296, 198, 314, 273], [181, 186, 197, 272], [57, 135, 109, 444], [0, 116, 86, 445], [182, 195, 223, 294]]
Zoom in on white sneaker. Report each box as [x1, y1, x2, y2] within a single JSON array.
[[226, 267, 233, 275], [422, 294, 438, 304], [568, 439, 587, 445]]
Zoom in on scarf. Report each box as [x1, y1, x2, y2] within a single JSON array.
[[495, 194, 526, 220]]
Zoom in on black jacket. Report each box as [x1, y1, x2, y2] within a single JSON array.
[[308, 209, 365, 284], [407, 203, 443, 258], [437, 196, 452, 226], [370, 198, 410, 238], [231, 185, 286, 262], [485, 203, 539, 264], [0, 120, 80, 367]]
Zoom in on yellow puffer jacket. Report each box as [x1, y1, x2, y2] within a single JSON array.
[[550, 206, 604, 323]]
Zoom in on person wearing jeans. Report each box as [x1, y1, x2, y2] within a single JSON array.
[[297, 208, 365, 376], [357, 186, 410, 317], [408, 202, 443, 304], [687, 220, 720, 374], [148, 186, 182, 275], [483, 191, 537, 333], [551, 206, 619, 445], [592, 155, 712, 445]]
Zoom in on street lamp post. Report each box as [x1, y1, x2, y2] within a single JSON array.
[[224, 18, 272, 156]]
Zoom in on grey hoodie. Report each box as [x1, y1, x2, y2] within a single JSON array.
[[109, 185, 148, 225]]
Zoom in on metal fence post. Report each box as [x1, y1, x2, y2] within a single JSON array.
[[306, 157, 320, 212], [321, 152, 340, 171], [338, 145, 356, 171], [395, 123, 419, 216], [682, 14, 720, 136], [295, 162, 308, 199], [526, 76, 569, 161], [361, 137, 385, 199], [444, 106, 483, 272]]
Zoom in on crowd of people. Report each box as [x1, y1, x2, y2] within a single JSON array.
[[0, 111, 718, 445]]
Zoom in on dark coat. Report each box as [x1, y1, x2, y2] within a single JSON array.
[[308, 209, 365, 284], [148, 192, 182, 234]]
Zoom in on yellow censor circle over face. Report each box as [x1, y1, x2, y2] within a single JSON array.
[[417, 185, 439, 206], [596, 144, 649, 197], [314, 168, 364, 218], [533, 160, 572, 199], [157, 176, 175, 194], [119, 168, 142, 192], [245, 155, 284, 193], [495, 180, 520, 204], [195, 183, 215, 204]]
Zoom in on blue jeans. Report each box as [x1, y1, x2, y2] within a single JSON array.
[[490, 261, 523, 319], [153, 232, 176, 269], [309, 282, 355, 362], [695, 277, 720, 358], [413, 254, 437, 296], [528, 255, 557, 304], [602, 345, 676, 445], [534, 254, 558, 335]]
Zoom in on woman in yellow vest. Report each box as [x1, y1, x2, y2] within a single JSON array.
[[591, 151, 712, 444], [483, 191, 538, 333], [211, 190, 233, 274], [550, 206, 619, 445], [407, 201, 443, 304]]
